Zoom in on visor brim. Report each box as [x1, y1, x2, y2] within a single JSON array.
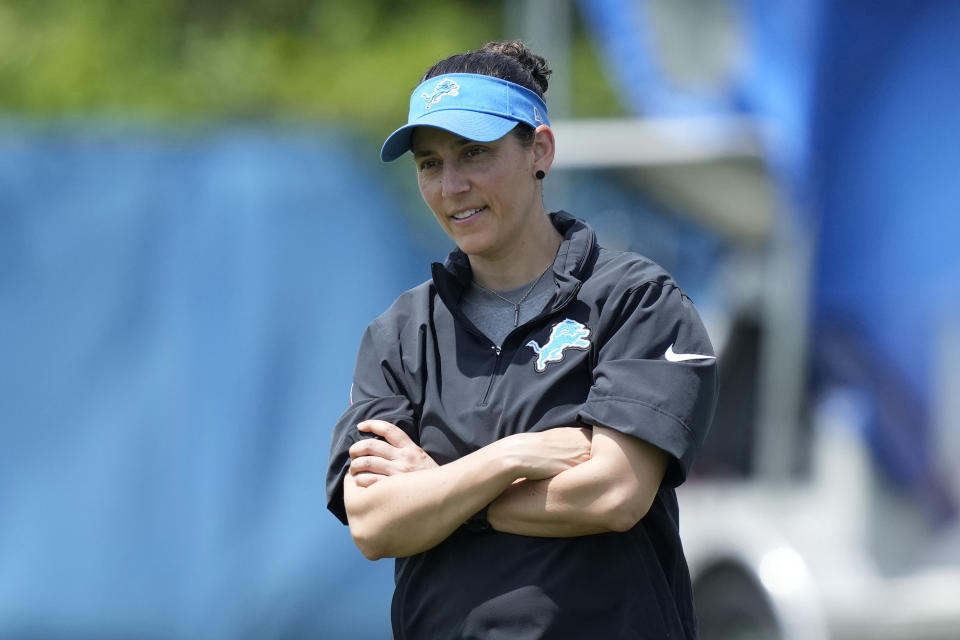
[[380, 110, 520, 162]]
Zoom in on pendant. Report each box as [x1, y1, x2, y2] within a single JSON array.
[[514, 304, 520, 327]]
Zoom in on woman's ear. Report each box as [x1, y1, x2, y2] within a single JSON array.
[[532, 124, 555, 177]]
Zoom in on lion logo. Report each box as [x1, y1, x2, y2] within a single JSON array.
[[421, 78, 460, 110], [526, 319, 591, 372]]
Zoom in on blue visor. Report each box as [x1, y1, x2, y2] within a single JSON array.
[[380, 73, 550, 162]]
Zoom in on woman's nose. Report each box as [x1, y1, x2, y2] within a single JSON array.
[[441, 165, 470, 197]]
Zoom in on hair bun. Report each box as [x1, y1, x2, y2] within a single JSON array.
[[481, 40, 551, 96]]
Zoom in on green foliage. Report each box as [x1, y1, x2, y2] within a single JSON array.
[[0, 0, 622, 133], [569, 19, 625, 119]]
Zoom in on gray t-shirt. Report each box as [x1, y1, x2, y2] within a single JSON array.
[[460, 271, 556, 347]]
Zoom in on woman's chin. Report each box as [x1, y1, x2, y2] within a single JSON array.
[[452, 233, 497, 258]]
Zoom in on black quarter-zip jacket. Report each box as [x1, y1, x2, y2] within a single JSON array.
[[327, 212, 718, 639]]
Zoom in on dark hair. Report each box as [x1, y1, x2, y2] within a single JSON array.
[[422, 40, 552, 147]]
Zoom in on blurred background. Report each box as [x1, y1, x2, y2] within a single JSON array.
[[2, 1, 959, 638]]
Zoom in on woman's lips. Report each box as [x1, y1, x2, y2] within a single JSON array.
[[451, 206, 486, 221]]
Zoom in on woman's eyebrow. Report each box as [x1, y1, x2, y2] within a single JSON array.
[[413, 138, 476, 157]]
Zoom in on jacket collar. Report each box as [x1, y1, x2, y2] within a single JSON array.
[[431, 211, 596, 315]]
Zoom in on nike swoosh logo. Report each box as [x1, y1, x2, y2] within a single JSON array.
[[664, 344, 716, 363]]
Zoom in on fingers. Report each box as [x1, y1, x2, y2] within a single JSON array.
[[349, 420, 439, 482], [349, 448, 434, 476], [350, 454, 396, 476], [350, 443, 428, 476], [357, 419, 415, 448], [353, 472, 382, 488], [349, 436, 400, 461]]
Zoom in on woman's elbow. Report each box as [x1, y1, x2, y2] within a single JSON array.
[[604, 505, 644, 533], [349, 521, 388, 561], [344, 483, 388, 559], [356, 541, 387, 562], [345, 500, 388, 559], [602, 487, 657, 532]]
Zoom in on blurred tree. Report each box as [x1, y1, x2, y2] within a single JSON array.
[[0, 0, 621, 134]]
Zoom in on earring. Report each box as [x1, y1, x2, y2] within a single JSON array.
[[535, 170, 546, 180]]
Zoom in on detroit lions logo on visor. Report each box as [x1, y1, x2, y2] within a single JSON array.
[[421, 78, 460, 110], [526, 319, 591, 372]]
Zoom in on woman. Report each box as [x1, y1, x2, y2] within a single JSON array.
[[326, 41, 718, 639]]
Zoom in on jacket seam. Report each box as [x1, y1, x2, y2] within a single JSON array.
[[582, 395, 694, 437], [622, 280, 679, 298]]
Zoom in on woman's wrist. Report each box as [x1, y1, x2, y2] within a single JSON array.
[[485, 432, 532, 479]]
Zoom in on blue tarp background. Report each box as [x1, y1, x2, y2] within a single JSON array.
[[808, 2, 960, 504], [0, 127, 428, 638], [581, 0, 960, 508]]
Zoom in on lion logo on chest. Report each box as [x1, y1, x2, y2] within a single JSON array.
[[526, 319, 592, 372]]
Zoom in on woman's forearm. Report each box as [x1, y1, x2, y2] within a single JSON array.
[[487, 426, 669, 537], [344, 443, 520, 560], [486, 460, 625, 537], [344, 425, 593, 559]]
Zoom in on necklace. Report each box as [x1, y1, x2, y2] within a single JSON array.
[[472, 263, 554, 327]]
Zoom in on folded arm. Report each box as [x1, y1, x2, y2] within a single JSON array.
[[487, 425, 669, 537], [343, 420, 591, 560]]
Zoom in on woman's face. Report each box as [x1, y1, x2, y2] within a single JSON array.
[[411, 127, 543, 261]]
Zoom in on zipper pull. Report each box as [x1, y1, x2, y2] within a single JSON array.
[[492, 345, 501, 356]]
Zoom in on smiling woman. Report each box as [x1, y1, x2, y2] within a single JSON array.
[[410, 126, 558, 283], [326, 40, 718, 640]]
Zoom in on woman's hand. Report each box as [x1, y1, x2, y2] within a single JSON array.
[[501, 427, 593, 480], [349, 419, 438, 487], [343, 424, 591, 559], [488, 426, 669, 537]]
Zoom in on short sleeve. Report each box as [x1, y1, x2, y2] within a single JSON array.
[[579, 282, 718, 486], [325, 321, 417, 524]]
